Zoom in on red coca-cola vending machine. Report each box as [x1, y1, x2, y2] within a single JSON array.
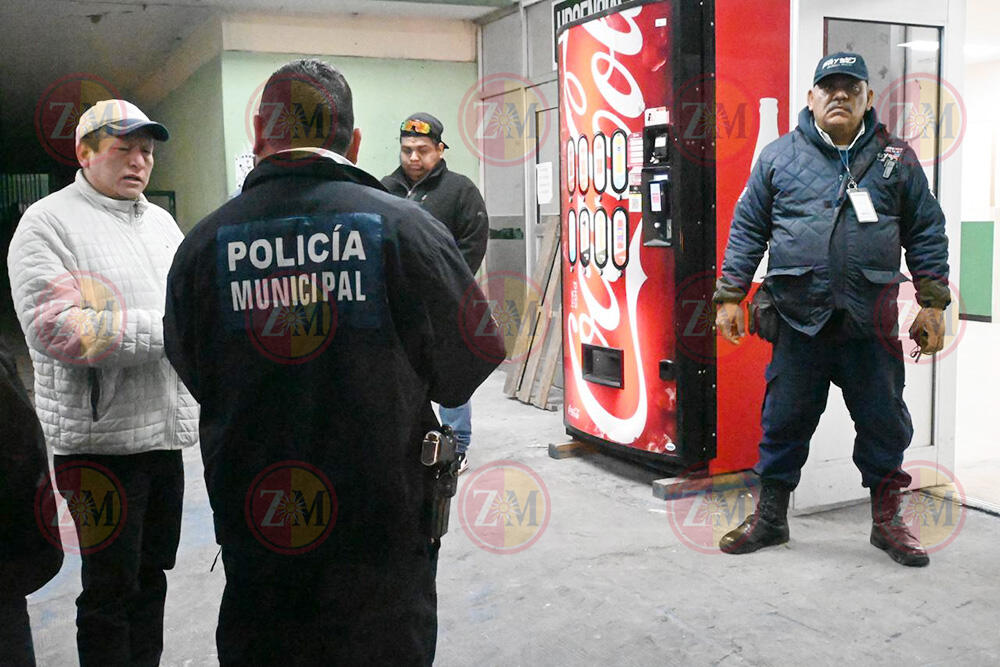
[[557, 0, 790, 474]]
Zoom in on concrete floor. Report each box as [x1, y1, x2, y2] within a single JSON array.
[[24, 369, 1000, 666]]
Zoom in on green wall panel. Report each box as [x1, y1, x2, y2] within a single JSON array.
[[148, 57, 227, 232], [221, 52, 480, 193], [959, 220, 994, 319]]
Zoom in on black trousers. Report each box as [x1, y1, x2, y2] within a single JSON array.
[[756, 318, 914, 490], [54, 450, 184, 667], [0, 596, 35, 666], [217, 541, 439, 666]]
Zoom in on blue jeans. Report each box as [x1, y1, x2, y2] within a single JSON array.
[[755, 317, 914, 490], [439, 401, 471, 455]]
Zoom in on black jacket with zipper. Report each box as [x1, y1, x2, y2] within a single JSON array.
[[164, 151, 503, 566], [382, 159, 489, 273]]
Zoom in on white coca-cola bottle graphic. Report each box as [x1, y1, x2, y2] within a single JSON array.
[[751, 97, 779, 284]]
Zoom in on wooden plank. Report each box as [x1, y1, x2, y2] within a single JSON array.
[[516, 249, 562, 403], [502, 221, 560, 395], [548, 440, 598, 459], [531, 280, 562, 410]]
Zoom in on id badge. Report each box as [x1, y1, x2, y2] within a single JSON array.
[[847, 187, 879, 223]]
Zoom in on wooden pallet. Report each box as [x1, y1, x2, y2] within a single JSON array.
[[502, 221, 560, 399], [516, 267, 561, 407]]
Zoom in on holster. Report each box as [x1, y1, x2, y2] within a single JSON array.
[[747, 286, 780, 343]]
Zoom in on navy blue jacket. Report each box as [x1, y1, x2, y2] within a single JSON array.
[[164, 151, 503, 564], [716, 107, 950, 336]]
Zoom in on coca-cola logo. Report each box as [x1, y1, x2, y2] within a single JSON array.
[[559, 7, 660, 445]]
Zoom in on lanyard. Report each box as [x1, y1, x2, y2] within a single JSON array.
[[838, 148, 858, 190]]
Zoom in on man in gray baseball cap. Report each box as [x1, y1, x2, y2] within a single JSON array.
[[8, 98, 197, 664]]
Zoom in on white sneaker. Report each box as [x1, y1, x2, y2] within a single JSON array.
[[456, 455, 469, 476]]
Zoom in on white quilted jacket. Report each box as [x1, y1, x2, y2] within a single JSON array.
[[7, 171, 198, 455]]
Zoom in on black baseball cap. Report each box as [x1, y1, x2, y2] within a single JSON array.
[[400, 112, 448, 149], [813, 51, 869, 85]]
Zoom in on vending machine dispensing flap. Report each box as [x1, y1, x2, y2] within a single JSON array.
[[641, 120, 673, 246]]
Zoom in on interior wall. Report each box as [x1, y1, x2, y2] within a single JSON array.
[[220, 51, 479, 195], [147, 56, 227, 232], [955, 58, 1000, 464]]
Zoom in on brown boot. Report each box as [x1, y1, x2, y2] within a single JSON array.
[[870, 488, 929, 567], [719, 482, 790, 554]]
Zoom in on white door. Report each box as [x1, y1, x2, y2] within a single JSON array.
[[791, 0, 965, 510]]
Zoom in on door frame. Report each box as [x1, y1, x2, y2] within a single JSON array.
[[790, 0, 965, 511]]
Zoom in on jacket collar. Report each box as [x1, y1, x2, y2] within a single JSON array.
[[389, 157, 449, 191], [74, 170, 149, 218], [244, 149, 386, 193], [798, 106, 879, 157]]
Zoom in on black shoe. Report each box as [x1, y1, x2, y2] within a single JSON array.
[[719, 482, 791, 554], [870, 489, 929, 567]]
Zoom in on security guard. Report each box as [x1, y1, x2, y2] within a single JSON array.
[[713, 52, 950, 566]]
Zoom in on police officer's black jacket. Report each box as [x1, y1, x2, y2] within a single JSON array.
[[717, 107, 950, 337], [0, 337, 63, 597], [382, 159, 489, 273], [164, 151, 503, 564]]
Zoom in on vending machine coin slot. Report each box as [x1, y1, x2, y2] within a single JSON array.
[[641, 123, 673, 246], [582, 343, 624, 388]]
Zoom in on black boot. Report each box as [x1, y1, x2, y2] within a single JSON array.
[[870, 488, 929, 567], [719, 482, 790, 554]]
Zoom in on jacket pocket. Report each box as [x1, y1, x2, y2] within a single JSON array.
[[762, 266, 814, 331], [88, 367, 120, 421], [764, 265, 813, 279], [860, 267, 908, 285]]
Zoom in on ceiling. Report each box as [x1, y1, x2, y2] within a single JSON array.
[[3, 0, 999, 170], [0, 0, 511, 169]]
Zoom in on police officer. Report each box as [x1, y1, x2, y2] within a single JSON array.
[[713, 52, 950, 566], [164, 59, 503, 664]]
